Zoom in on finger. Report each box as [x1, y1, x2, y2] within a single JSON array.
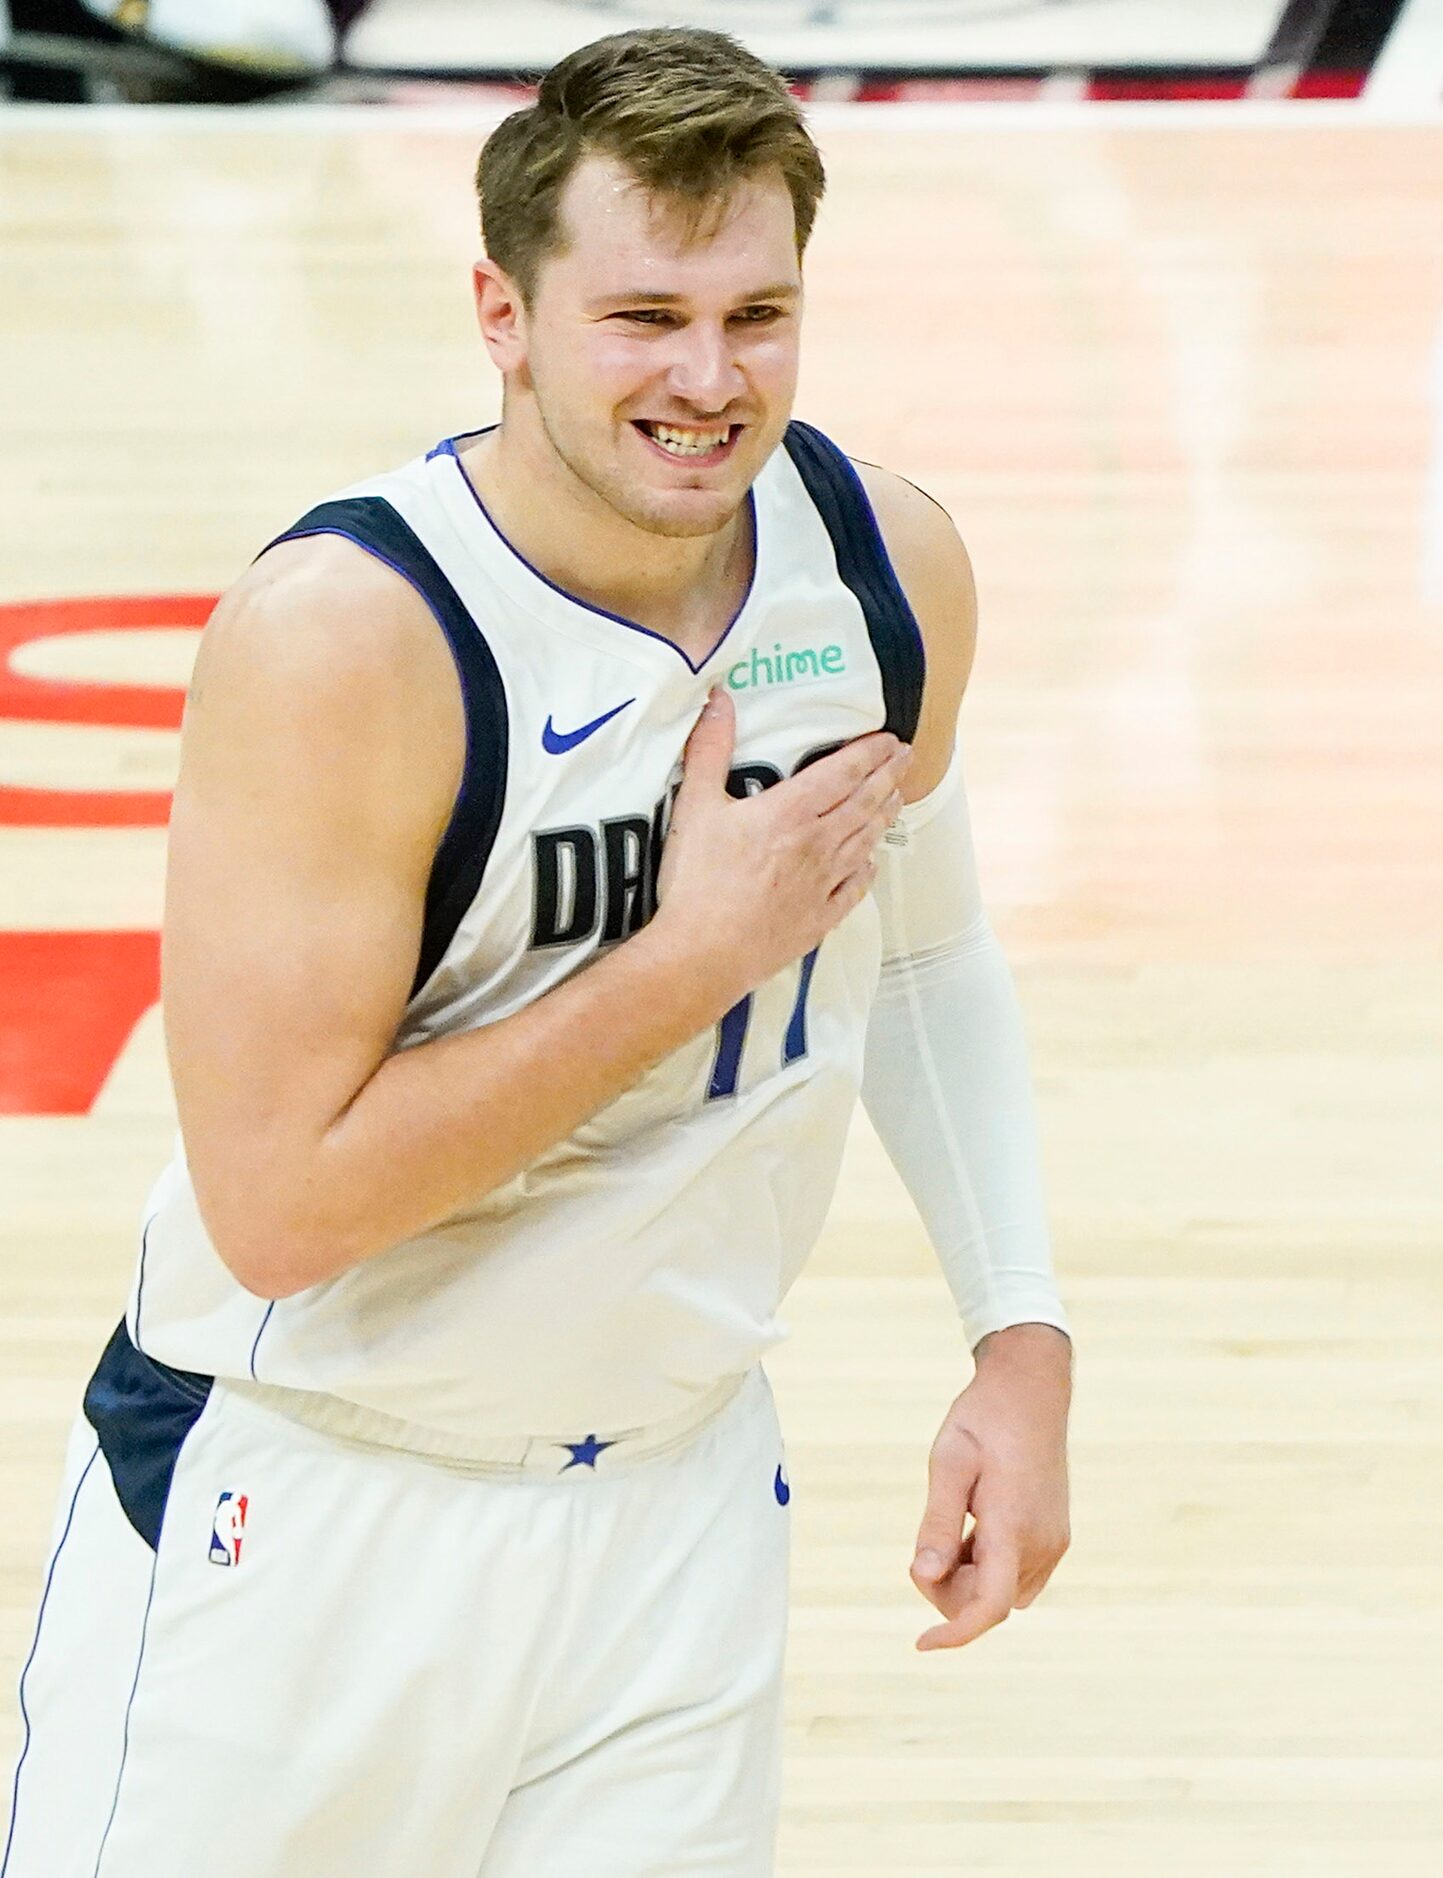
[[911, 1524, 977, 1620], [916, 1594, 1004, 1651], [1014, 1533, 1068, 1608], [973, 1524, 1022, 1616], [916, 1597, 1006, 1652], [828, 795, 904, 877], [675, 688, 736, 801], [822, 855, 877, 921], [911, 1423, 983, 1590], [820, 757, 909, 833], [916, 1529, 1021, 1652], [786, 733, 905, 818]]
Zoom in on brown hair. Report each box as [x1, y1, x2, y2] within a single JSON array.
[[476, 27, 826, 305]]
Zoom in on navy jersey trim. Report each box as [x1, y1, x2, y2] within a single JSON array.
[[262, 497, 510, 1001], [82, 1320, 213, 1553], [782, 421, 926, 743], [431, 430, 759, 676]]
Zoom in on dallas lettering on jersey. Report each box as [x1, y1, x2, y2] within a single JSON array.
[[530, 748, 839, 950]]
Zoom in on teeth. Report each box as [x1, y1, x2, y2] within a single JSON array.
[[644, 423, 730, 457]]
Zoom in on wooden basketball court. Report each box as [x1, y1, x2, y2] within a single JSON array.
[[2, 106, 1440, 1871]]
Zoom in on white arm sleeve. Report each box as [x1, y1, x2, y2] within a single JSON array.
[[862, 739, 1072, 1355]]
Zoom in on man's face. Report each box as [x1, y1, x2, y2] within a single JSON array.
[[514, 151, 803, 540]]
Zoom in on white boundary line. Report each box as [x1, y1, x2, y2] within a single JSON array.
[[1, 98, 1441, 130]]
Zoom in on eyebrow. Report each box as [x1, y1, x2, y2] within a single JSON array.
[[588, 283, 801, 309]]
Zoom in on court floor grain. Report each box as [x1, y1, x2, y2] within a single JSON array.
[[2, 105, 1441, 1872]]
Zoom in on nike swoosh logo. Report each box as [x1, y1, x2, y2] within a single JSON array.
[[542, 699, 635, 755], [774, 1464, 791, 1507]]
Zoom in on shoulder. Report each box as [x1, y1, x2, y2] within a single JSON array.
[[190, 529, 463, 732], [849, 458, 977, 796], [202, 531, 442, 677], [182, 531, 464, 845]]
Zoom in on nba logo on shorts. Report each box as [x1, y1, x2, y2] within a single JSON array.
[[209, 1491, 248, 1567]]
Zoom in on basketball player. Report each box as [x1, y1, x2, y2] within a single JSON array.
[[3, 27, 1072, 1878]]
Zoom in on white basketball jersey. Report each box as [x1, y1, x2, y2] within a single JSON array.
[[130, 420, 925, 1441]]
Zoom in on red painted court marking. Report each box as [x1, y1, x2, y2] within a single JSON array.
[[0, 931, 161, 1116], [0, 593, 212, 827], [1, 594, 209, 1109]]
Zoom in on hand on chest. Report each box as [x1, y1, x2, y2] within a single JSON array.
[[519, 649, 884, 951]]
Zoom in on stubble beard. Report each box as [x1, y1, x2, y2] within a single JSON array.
[[535, 394, 746, 543]]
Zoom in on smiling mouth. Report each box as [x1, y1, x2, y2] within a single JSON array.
[[632, 420, 742, 464]]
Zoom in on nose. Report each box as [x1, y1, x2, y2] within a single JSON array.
[[664, 319, 745, 413]]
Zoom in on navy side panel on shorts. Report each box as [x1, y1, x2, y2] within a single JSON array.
[[782, 420, 926, 744], [263, 495, 511, 1000], [83, 1321, 213, 1552]]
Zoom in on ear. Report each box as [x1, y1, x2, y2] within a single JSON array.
[[473, 258, 528, 373]]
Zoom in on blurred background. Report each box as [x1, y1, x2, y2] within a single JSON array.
[[1, 0, 1437, 105], [3, 3, 1441, 1873]]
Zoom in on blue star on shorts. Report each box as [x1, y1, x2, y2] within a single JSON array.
[[558, 1433, 617, 1471]]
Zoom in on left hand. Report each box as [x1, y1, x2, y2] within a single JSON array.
[[910, 1324, 1073, 1652]]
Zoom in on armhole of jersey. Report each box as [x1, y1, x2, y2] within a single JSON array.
[[781, 420, 926, 743], [260, 496, 509, 1002]]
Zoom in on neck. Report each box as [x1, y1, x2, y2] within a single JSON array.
[[457, 415, 752, 661]]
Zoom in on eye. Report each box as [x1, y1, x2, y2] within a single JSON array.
[[733, 305, 785, 324], [614, 309, 675, 327]]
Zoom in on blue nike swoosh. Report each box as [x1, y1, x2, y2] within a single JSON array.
[[542, 698, 635, 755], [774, 1464, 791, 1507]]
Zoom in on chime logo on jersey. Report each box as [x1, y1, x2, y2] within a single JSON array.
[[726, 641, 847, 692], [209, 1491, 248, 1566]]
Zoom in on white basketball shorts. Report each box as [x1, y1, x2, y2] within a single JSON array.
[[2, 1324, 792, 1877]]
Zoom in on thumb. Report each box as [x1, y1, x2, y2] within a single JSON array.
[[677, 686, 736, 799], [912, 1430, 982, 1586]]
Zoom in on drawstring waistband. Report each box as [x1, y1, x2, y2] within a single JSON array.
[[221, 1366, 754, 1480]]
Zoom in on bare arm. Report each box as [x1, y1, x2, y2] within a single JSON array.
[[165, 537, 908, 1300]]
